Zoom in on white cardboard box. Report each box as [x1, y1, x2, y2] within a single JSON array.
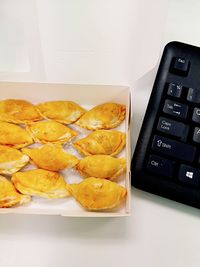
[[0, 82, 131, 217]]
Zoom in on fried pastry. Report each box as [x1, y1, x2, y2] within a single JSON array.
[[37, 100, 86, 124], [0, 145, 29, 175], [0, 175, 30, 208], [67, 177, 127, 210], [26, 120, 77, 144], [0, 99, 42, 124], [12, 169, 69, 199], [76, 102, 126, 130], [0, 122, 33, 148], [73, 130, 126, 156], [22, 144, 79, 171], [76, 155, 126, 180]]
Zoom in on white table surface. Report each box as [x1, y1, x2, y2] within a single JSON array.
[[1, 1, 200, 267]]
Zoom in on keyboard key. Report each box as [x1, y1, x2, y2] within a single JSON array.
[[171, 57, 190, 76], [192, 108, 200, 123], [167, 83, 182, 98], [147, 154, 175, 178], [152, 135, 196, 162], [157, 117, 188, 139], [178, 164, 200, 187], [193, 127, 200, 143], [163, 99, 188, 119], [187, 88, 200, 103]]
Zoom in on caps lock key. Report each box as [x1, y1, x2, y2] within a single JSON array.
[[157, 117, 188, 140]]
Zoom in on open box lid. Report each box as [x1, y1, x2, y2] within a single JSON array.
[[0, 0, 45, 82], [0, 0, 168, 84]]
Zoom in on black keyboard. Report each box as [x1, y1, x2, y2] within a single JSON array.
[[131, 41, 200, 209]]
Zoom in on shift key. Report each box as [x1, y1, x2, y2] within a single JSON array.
[[152, 135, 196, 162]]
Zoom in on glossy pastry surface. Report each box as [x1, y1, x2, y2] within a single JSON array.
[[22, 144, 79, 171], [0, 175, 30, 208], [73, 130, 126, 156], [26, 120, 77, 144], [76, 102, 126, 130], [37, 100, 86, 124], [67, 177, 127, 210], [0, 145, 29, 175], [76, 155, 126, 180], [0, 122, 33, 148], [0, 99, 42, 124], [12, 169, 69, 199]]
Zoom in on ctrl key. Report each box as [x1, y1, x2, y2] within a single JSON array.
[[147, 155, 175, 178]]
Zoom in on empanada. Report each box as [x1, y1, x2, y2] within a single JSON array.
[[73, 130, 126, 156], [22, 144, 79, 171], [67, 177, 127, 210], [12, 169, 69, 199], [26, 120, 77, 144], [0, 175, 30, 208], [0, 145, 29, 175], [76, 155, 126, 180], [76, 102, 126, 130], [0, 122, 33, 148], [0, 99, 42, 124], [37, 101, 86, 124]]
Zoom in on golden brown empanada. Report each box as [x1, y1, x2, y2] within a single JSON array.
[[0, 145, 29, 175], [12, 169, 69, 199], [76, 102, 126, 130], [0, 122, 33, 148], [22, 144, 79, 171], [26, 120, 77, 144], [73, 130, 126, 156], [0, 99, 42, 124], [0, 175, 30, 208], [37, 100, 86, 124], [67, 177, 127, 210], [76, 155, 126, 180]]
